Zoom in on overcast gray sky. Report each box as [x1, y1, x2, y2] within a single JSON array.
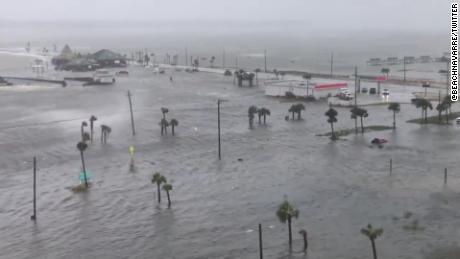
[[0, 0, 448, 32]]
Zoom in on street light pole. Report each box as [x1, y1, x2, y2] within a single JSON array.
[[217, 99, 228, 160]]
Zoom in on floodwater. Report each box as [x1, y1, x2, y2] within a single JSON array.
[[1, 54, 460, 259]]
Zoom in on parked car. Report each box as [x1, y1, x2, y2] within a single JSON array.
[[456, 117, 460, 124], [93, 69, 115, 84], [369, 88, 377, 94], [382, 89, 390, 97], [361, 87, 368, 93]]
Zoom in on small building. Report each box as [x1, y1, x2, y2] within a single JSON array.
[[403, 56, 416, 64], [385, 57, 400, 65], [91, 49, 127, 68], [367, 58, 383, 66], [418, 55, 432, 63], [61, 58, 99, 72], [265, 80, 347, 99]]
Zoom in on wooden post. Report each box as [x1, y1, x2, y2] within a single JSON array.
[[444, 168, 447, 185], [403, 56, 406, 82], [218, 100, 221, 160], [330, 52, 333, 76], [127, 90, 136, 136], [31, 157, 36, 220], [389, 159, 393, 176], [259, 223, 263, 259], [264, 49, 267, 73]]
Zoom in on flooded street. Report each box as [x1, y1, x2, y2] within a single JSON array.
[[1, 63, 459, 258]]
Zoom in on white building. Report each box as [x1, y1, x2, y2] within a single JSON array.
[[265, 80, 347, 99]]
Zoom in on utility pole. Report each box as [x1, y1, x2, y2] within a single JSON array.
[[354, 66, 358, 106], [330, 52, 334, 76], [30, 156, 37, 220], [185, 48, 188, 66], [403, 56, 407, 82], [264, 49, 267, 73], [447, 60, 450, 96], [259, 223, 263, 259], [127, 90, 136, 136], [217, 99, 228, 160], [223, 49, 226, 68]]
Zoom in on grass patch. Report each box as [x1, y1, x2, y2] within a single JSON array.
[[70, 183, 92, 193], [317, 125, 393, 137], [407, 111, 460, 125]]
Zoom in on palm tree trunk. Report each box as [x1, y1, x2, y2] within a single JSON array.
[[161, 125, 164, 135], [258, 115, 261, 124], [330, 122, 335, 139], [288, 215, 292, 245], [302, 232, 308, 252], [361, 116, 364, 133], [80, 150, 88, 188], [263, 115, 266, 124], [371, 240, 378, 259], [354, 118, 358, 134], [157, 183, 161, 203], [393, 111, 396, 129], [421, 109, 424, 122], [166, 190, 171, 207], [90, 124, 94, 143], [101, 129, 103, 143], [291, 112, 294, 120], [424, 109, 428, 123], [445, 109, 449, 123], [172, 125, 175, 136]]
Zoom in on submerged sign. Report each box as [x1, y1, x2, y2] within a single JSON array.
[[79, 170, 93, 182]]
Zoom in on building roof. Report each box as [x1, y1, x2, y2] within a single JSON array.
[[92, 49, 124, 61], [58, 44, 73, 59]]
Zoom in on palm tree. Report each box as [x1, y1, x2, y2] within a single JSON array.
[[162, 183, 173, 207], [89, 115, 97, 143], [420, 99, 433, 123], [422, 82, 430, 97], [436, 102, 448, 123], [161, 107, 169, 119], [100, 125, 111, 144], [361, 224, 384, 259], [288, 105, 296, 120], [325, 107, 338, 140], [160, 118, 169, 135], [443, 95, 453, 122], [351, 107, 368, 133], [210, 56, 215, 68], [254, 68, 261, 86], [295, 103, 305, 120], [248, 106, 258, 128], [76, 141, 88, 188], [381, 68, 390, 79], [388, 103, 400, 129], [81, 121, 88, 141], [276, 200, 299, 245], [170, 119, 178, 136], [151, 173, 167, 203], [257, 108, 271, 124], [299, 229, 308, 253]]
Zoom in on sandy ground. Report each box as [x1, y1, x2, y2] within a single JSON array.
[[0, 64, 460, 259]]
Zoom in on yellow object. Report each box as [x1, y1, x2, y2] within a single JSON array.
[[129, 146, 135, 156]]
